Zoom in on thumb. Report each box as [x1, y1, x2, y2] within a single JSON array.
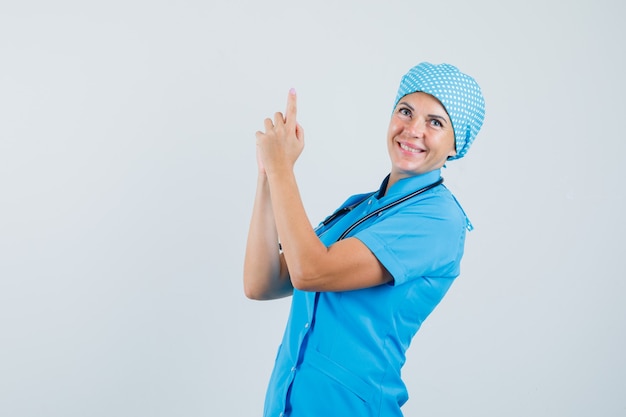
[[295, 122, 305, 142]]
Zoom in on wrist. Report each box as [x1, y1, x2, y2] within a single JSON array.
[[257, 172, 270, 188], [264, 165, 294, 180]]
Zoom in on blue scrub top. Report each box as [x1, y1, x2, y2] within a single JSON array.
[[263, 169, 470, 417]]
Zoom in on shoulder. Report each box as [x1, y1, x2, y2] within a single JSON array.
[[401, 185, 467, 229], [355, 186, 469, 282]]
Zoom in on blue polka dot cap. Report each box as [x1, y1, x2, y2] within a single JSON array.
[[394, 62, 486, 160]]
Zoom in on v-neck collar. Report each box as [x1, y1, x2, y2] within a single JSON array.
[[375, 169, 442, 200]]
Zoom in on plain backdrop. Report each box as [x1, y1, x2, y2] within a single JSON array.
[[1, 0, 625, 415]]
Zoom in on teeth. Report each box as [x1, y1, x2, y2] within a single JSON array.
[[400, 143, 421, 153]]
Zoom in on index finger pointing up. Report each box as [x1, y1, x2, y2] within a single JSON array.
[[285, 88, 297, 128]]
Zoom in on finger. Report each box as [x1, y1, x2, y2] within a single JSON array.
[[273, 112, 285, 126], [263, 117, 274, 131], [285, 88, 297, 129]]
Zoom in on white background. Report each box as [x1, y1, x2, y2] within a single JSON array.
[[1, 0, 625, 415]]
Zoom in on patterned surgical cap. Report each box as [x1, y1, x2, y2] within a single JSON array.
[[394, 63, 486, 160]]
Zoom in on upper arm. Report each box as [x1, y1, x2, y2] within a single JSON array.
[[291, 194, 466, 292], [290, 237, 392, 292], [355, 199, 466, 286]]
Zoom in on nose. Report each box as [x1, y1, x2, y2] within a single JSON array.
[[406, 116, 426, 138]]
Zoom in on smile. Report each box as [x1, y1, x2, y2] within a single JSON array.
[[399, 142, 424, 153]]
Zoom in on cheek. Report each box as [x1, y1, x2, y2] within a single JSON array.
[[440, 132, 456, 154], [448, 137, 457, 155], [387, 120, 402, 139]]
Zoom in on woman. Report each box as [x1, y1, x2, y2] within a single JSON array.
[[244, 62, 485, 416]]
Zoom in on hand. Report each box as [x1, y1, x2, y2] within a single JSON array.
[[255, 89, 305, 176]]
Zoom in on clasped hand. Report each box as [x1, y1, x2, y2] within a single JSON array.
[[255, 89, 305, 175]]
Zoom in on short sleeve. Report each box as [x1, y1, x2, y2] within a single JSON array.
[[354, 191, 467, 286]]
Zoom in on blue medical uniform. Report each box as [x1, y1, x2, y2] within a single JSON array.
[[263, 169, 471, 417]]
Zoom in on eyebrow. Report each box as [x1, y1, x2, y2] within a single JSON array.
[[397, 101, 449, 125], [428, 114, 449, 125]]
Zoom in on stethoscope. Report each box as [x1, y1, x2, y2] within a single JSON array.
[[317, 177, 444, 241]]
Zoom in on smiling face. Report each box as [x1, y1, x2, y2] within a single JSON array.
[[387, 92, 456, 187]]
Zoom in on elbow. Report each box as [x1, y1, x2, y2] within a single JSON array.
[[243, 272, 290, 301], [243, 283, 271, 301], [291, 279, 320, 293], [289, 266, 324, 292], [243, 284, 266, 301], [243, 274, 266, 300], [243, 282, 257, 300], [288, 247, 332, 292], [244, 288, 263, 300]]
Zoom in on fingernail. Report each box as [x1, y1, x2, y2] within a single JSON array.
[[289, 88, 296, 95]]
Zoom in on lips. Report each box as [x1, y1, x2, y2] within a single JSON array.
[[398, 141, 425, 154]]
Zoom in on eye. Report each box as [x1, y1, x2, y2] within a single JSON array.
[[398, 107, 412, 117], [429, 118, 443, 128]]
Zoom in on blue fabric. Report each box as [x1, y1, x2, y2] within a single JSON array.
[[263, 169, 469, 417], [394, 62, 486, 160]]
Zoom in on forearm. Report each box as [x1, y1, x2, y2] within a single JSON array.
[[243, 174, 292, 300], [251, 89, 389, 294], [252, 88, 356, 291], [266, 168, 330, 288]]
